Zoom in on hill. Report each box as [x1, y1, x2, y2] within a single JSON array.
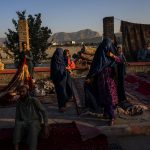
[[51, 29, 100, 43]]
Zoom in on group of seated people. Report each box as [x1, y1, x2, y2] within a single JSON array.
[[137, 44, 150, 61]]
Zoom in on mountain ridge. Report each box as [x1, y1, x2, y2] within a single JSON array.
[[50, 29, 100, 43], [0, 29, 101, 44], [0, 31, 122, 45]]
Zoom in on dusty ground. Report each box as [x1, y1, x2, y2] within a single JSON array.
[[0, 94, 150, 128], [0, 67, 150, 149], [0, 94, 150, 150]]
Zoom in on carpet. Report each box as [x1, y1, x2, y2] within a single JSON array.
[[0, 122, 108, 150], [125, 74, 150, 109], [125, 74, 150, 95]]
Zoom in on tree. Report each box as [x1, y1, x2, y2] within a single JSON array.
[[5, 10, 52, 66]]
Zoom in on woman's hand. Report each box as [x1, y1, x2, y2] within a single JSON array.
[[107, 52, 121, 63]]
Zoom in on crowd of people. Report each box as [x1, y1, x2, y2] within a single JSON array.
[[0, 38, 129, 149], [50, 37, 129, 125]]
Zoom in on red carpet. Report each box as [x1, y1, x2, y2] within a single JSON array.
[[136, 80, 150, 95], [0, 122, 108, 150], [125, 74, 138, 83], [125, 74, 150, 95]]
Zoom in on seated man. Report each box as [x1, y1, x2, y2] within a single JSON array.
[[13, 85, 49, 150], [72, 44, 86, 62], [137, 44, 150, 61]]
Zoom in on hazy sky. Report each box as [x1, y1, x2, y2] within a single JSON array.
[[0, 0, 150, 37]]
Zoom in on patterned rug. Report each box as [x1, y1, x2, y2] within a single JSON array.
[[0, 122, 108, 150], [125, 73, 150, 109]]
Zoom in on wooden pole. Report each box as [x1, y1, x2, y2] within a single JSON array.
[[18, 19, 30, 50], [103, 16, 114, 40]]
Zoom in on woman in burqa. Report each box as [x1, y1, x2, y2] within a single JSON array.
[[50, 48, 73, 112], [84, 38, 120, 125]]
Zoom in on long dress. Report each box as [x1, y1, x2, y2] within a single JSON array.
[[84, 38, 118, 119], [50, 48, 73, 109], [0, 50, 33, 106], [19, 50, 34, 78]]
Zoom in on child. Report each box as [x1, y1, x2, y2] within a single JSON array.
[[63, 49, 76, 75]]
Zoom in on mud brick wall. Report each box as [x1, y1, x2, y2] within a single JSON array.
[[103, 16, 114, 40]]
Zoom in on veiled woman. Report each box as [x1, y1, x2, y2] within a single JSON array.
[[84, 38, 120, 125], [50, 48, 73, 112]]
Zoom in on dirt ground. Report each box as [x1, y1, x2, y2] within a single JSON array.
[[0, 94, 150, 150]]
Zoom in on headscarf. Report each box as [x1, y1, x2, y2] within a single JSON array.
[[87, 38, 116, 77], [50, 48, 66, 82], [63, 49, 70, 66]]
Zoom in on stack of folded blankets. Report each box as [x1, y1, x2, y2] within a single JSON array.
[[75, 47, 96, 69]]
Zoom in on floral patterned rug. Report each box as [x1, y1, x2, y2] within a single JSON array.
[[125, 73, 150, 109]]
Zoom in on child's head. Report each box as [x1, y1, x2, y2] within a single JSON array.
[[63, 49, 70, 57]]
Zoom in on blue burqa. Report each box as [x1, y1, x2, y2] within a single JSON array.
[[85, 38, 117, 112], [87, 38, 116, 78], [51, 48, 73, 108]]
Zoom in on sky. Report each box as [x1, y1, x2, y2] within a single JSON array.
[[0, 0, 150, 37]]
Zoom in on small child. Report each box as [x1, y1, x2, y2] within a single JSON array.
[[63, 49, 76, 75], [117, 45, 127, 64]]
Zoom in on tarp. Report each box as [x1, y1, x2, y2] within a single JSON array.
[[121, 21, 150, 61]]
